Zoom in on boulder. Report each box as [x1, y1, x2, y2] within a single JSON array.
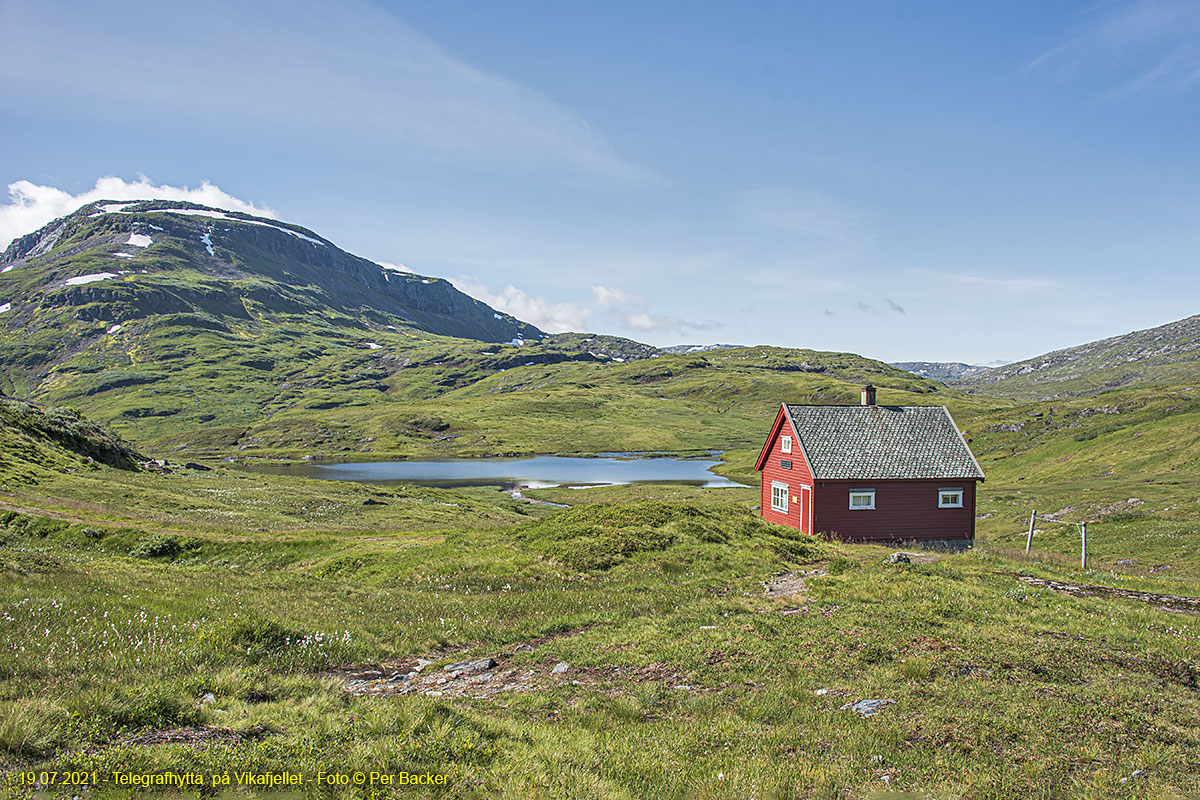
[[443, 657, 496, 674]]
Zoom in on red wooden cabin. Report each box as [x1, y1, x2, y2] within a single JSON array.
[[755, 385, 985, 550]]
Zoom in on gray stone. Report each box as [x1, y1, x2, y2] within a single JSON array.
[[888, 552, 911, 564], [514, 644, 535, 652], [551, 661, 570, 674], [199, 692, 216, 705], [841, 698, 895, 717], [443, 657, 497, 674]]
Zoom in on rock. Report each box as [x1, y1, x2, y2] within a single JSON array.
[[199, 692, 216, 705], [514, 644, 535, 652], [888, 552, 912, 564], [183, 462, 212, 471], [362, 498, 388, 506], [443, 657, 496, 674], [814, 688, 830, 695], [551, 662, 570, 674], [1115, 558, 1137, 566], [841, 698, 895, 717]]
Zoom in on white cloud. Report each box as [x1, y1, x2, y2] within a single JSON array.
[[0, 176, 273, 250], [590, 285, 643, 306], [622, 311, 722, 333], [451, 277, 590, 333], [0, 0, 644, 181], [909, 269, 1064, 293], [453, 277, 722, 336], [1030, 0, 1200, 97]]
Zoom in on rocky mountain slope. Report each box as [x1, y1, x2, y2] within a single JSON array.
[[949, 314, 1200, 400], [891, 361, 991, 382]]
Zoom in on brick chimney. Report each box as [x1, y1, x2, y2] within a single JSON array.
[[861, 384, 876, 406]]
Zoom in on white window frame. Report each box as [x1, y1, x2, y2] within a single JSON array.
[[771, 481, 789, 513], [848, 489, 876, 510], [781, 435, 792, 454], [938, 488, 964, 508]]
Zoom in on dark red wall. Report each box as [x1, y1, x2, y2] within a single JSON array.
[[758, 415, 814, 533], [812, 479, 978, 544]]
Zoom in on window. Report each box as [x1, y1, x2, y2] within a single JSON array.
[[938, 488, 963, 508], [781, 435, 792, 454], [771, 481, 789, 513], [848, 489, 875, 510]]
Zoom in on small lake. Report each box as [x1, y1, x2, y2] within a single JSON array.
[[248, 455, 746, 490]]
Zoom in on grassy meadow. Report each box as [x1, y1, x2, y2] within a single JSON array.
[[1, 359, 1199, 798]]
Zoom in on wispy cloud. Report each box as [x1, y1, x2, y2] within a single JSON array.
[[0, 176, 273, 250], [731, 188, 869, 245], [452, 278, 721, 336], [908, 269, 1064, 293], [853, 299, 907, 316], [0, 0, 645, 180], [1030, 0, 1200, 98]]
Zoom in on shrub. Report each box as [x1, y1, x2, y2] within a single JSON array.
[[130, 534, 182, 559]]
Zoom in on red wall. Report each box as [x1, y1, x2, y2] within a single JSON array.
[[758, 416, 814, 533], [812, 479, 978, 544]]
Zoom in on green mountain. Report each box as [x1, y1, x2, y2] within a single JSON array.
[[0, 201, 953, 459], [950, 314, 1200, 400]]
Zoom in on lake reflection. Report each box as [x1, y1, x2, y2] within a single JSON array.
[[246, 455, 745, 490]]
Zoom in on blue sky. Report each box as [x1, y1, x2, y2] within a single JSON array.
[[2, 0, 1198, 364]]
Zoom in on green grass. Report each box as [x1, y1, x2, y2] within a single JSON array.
[[1, 465, 1197, 798]]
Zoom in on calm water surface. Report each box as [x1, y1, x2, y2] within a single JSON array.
[[248, 455, 745, 490]]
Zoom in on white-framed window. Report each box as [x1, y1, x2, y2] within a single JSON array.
[[781, 435, 792, 454], [848, 489, 876, 510], [771, 481, 789, 513], [938, 488, 964, 508]]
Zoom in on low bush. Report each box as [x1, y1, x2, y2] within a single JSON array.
[[130, 534, 182, 559]]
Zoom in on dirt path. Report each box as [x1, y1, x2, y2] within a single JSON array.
[[1017, 575, 1200, 614]]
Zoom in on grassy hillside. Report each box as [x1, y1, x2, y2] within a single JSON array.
[[0, 395, 142, 485], [1, 475, 1196, 798]]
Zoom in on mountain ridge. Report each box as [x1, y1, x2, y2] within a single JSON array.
[[947, 314, 1200, 400]]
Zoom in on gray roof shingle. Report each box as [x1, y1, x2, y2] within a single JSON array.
[[783, 404, 984, 480]]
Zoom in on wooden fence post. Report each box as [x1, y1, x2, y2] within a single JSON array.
[[1026, 510, 1036, 554]]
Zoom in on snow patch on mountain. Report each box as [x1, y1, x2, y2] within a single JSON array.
[[65, 272, 117, 286], [201, 231, 214, 256], [125, 233, 152, 248], [0, 302, 11, 313]]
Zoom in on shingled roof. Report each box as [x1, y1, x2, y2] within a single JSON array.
[[782, 404, 985, 481]]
